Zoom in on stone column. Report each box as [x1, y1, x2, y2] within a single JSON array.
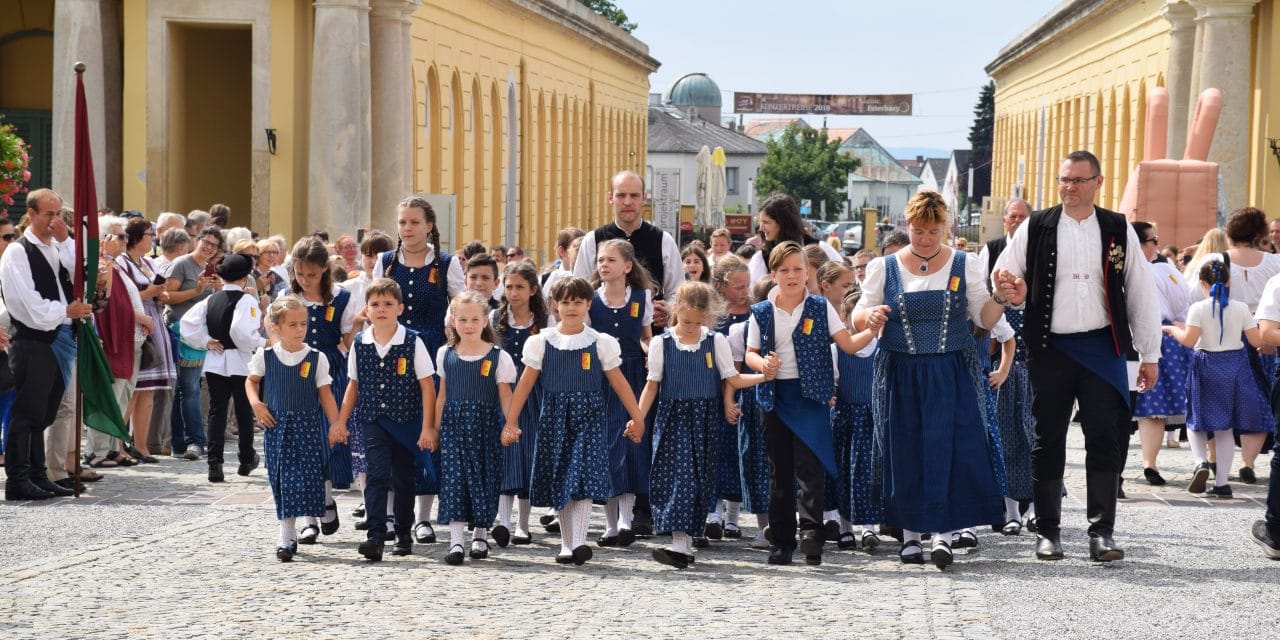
[[308, 0, 371, 232], [369, 0, 411, 232], [1163, 1, 1197, 158], [52, 0, 121, 209], [402, 2, 420, 198], [1193, 0, 1261, 211]]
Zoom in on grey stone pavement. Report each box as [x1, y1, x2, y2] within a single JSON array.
[[2, 428, 1279, 640]]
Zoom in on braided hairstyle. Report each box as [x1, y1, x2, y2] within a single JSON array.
[[397, 196, 441, 260], [496, 261, 549, 341]]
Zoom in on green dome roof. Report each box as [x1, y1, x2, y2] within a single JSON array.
[[666, 73, 721, 108]]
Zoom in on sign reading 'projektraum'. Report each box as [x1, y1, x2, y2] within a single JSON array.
[[733, 92, 913, 116]]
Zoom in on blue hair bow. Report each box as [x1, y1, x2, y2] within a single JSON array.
[[1209, 280, 1229, 343]]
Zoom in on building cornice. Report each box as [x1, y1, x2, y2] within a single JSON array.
[[985, 0, 1122, 77], [510, 0, 661, 73]]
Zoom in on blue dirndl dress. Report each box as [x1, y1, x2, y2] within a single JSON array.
[[1188, 346, 1270, 433], [871, 254, 1005, 533], [381, 250, 452, 495], [1133, 330, 1191, 420], [529, 338, 612, 510], [650, 332, 724, 535], [305, 288, 354, 488], [713, 312, 749, 506], [995, 308, 1035, 502], [261, 348, 327, 520], [833, 345, 882, 525], [496, 312, 544, 498], [588, 287, 649, 497], [436, 346, 505, 529]]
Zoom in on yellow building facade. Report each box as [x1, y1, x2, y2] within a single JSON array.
[[0, 0, 658, 264], [987, 0, 1280, 221]]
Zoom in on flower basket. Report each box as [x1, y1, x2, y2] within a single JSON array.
[[0, 116, 33, 208]]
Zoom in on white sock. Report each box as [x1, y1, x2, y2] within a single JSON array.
[[517, 498, 531, 532], [725, 501, 741, 525], [618, 493, 635, 530], [1004, 497, 1021, 523], [572, 499, 593, 548], [838, 518, 853, 534], [386, 492, 395, 518], [416, 495, 435, 523], [756, 513, 768, 530], [604, 497, 620, 537], [1214, 431, 1236, 487], [904, 529, 921, 542], [472, 527, 488, 546], [934, 532, 954, 551], [321, 482, 337, 523], [557, 507, 574, 554], [1188, 430, 1209, 464], [1024, 503, 1036, 521], [707, 510, 723, 525], [498, 495, 514, 528], [450, 521, 466, 548], [823, 509, 840, 522], [279, 518, 297, 546], [302, 516, 318, 528], [672, 531, 692, 554]]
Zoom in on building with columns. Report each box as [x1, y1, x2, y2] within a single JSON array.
[[0, 0, 659, 262], [985, 0, 1280, 219]]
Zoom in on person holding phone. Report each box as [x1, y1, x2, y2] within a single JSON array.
[[163, 227, 225, 461]]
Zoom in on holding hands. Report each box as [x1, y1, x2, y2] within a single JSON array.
[[501, 422, 522, 446], [864, 304, 892, 331], [992, 269, 1027, 306], [761, 352, 781, 380], [328, 420, 349, 446]]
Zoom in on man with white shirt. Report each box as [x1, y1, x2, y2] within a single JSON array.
[[993, 150, 1161, 562], [1, 189, 93, 500], [979, 198, 1031, 280]]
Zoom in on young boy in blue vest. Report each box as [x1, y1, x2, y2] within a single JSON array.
[[330, 278, 437, 562]]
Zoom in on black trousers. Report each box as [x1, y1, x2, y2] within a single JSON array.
[[362, 420, 415, 544], [762, 409, 823, 547], [205, 373, 255, 467], [4, 339, 65, 484], [1028, 346, 1131, 479]]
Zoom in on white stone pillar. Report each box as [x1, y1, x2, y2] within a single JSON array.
[[1193, 0, 1261, 211], [309, 0, 371, 232], [1163, 1, 1197, 158], [402, 2, 420, 198], [52, 0, 121, 209], [369, 0, 410, 232]]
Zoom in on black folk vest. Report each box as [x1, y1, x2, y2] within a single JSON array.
[[593, 221, 667, 298], [206, 290, 246, 351], [12, 237, 74, 343]]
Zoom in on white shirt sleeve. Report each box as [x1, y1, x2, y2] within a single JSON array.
[[445, 255, 465, 297], [661, 232, 685, 299], [713, 332, 737, 380], [435, 345, 451, 379], [180, 298, 211, 347], [414, 336, 436, 379], [1186, 300, 1206, 329], [646, 334, 666, 381], [1122, 226, 1162, 363], [748, 251, 767, 286], [992, 221, 1030, 281], [248, 348, 267, 377], [495, 350, 517, 384], [371, 252, 389, 279], [58, 238, 75, 272], [964, 252, 994, 329], [746, 313, 761, 350], [1256, 274, 1280, 323], [821, 242, 842, 263], [596, 333, 623, 370], [314, 351, 333, 388], [991, 314, 1015, 343], [0, 241, 68, 331], [823, 298, 846, 336], [347, 344, 360, 381], [522, 334, 547, 370], [231, 295, 267, 355], [340, 291, 358, 334], [573, 232, 597, 280], [977, 244, 991, 279], [728, 322, 746, 362], [854, 257, 887, 311], [643, 290, 654, 326]]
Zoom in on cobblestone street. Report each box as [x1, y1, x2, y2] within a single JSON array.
[[3, 428, 1278, 639]]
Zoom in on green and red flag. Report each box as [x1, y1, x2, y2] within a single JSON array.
[[73, 65, 129, 442]]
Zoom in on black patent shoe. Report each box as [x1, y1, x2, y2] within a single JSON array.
[[723, 523, 742, 539], [705, 520, 724, 540], [352, 503, 366, 518], [237, 452, 260, 476], [413, 521, 436, 544], [571, 545, 593, 565], [931, 541, 953, 570], [276, 542, 297, 562], [492, 525, 511, 548], [652, 547, 690, 569], [1143, 467, 1167, 486], [470, 540, 490, 560], [1188, 463, 1210, 494], [767, 546, 794, 565], [617, 528, 636, 547], [597, 534, 619, 547], [952, 530, 978, 549], [358, 540, 384, 562], [837, 531, 858, 550], [1001, 520, 1022, 536], [354, 518, 369, 531], [899, 540, 924, 564], [544, 518, 561, 534], [1203, 484, 1234, 499], [445, 544, 465, 565], [1088, 534, 1124, 562], [798, 530, 824, 557], [391, 540, 413, 556], [320, 502, 340, 536], [1240, 466, 1258, 484], [691, 535, 709, 549], [1035, 536, 1064, 561], [298, 524, 320, 545], [822, 519, 841, 542], [511, 530, 533, 545]]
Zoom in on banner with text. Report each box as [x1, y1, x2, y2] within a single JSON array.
[[733, 92, 913, 116]]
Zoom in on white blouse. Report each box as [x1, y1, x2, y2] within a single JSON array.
[[856, 250, 994, 329], [520, 327, 622, 371], [645, 328, 738, 382], [435, 345, 517, 383], [248, 344, 333, 387]]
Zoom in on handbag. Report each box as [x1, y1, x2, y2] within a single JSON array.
[[139, 334, 161, 370]]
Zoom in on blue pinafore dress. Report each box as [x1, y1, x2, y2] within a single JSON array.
[[529, 339, 612, 510], [833, 345, 881, 525], [381, 250, 452, 494], [714, 312, 748, 506], [495, 311, 544, 497], [650, 332, 723, 536], [728, 314, 769, 515], [871, 254, 1005, 533], [305, 288, 353, 488], [588, 287, 649, 497], [262, 348, 327, 520], [437, 346, 504, 529], [995, 308, 1035, 501]]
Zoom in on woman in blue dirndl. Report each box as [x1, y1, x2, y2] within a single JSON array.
[[712, 254, 763, 543], [994, 308, 1037, 532], [854, 191, 1011, 570]]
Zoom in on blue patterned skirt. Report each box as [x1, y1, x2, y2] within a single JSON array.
[[832, 400, 881, 525], [264, 408, 327, 520], [317, 346, 353, 488], [1133, 332, 1191, 419], [714, 406, 743, 505], [437, 400, 503, 528], [872, 349, 1005, 533], [605, 355, 649, 496], [651, 397, 720, 535], [995, 360, 1034, 501], [500, 380, 542, 496], [737, 386, 770, 514], [1187, 348, 1270, 433], [530, 390, 611, 510]]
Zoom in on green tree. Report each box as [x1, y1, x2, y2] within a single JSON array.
[[755, 124, 860, 222], [578, 0, 637, 33], [967, 81, 995, 204]]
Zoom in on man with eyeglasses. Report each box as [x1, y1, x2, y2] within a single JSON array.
[[993, 150, 1161, 563]]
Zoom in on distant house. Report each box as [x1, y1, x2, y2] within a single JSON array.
[[918, 157, 950, 193], [899, 156, 927, 178], [647, 105, 766, 213], [837, 129, 922, 222]]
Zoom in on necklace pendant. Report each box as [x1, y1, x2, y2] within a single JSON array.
[[919, 262, 928, 273]]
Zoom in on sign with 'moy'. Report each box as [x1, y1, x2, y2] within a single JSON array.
[[733, 92, 912, 116]]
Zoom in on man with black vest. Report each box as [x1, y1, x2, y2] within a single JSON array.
[[179, 253, 264, 483], [573, 169, 684, 535], [0, 189, 93, 500], [993, 150, 1160, 562]]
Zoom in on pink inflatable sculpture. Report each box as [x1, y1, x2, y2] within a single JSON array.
[[1118, 87, 1222, 249]]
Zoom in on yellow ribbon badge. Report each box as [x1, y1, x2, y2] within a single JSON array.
[[396, 357, 408, 375], [299, 361, 312, 378], [581, 352, 592, 370], [801, 318, 814, 335]]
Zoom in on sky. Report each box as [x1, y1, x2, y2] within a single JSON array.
[[627, 0, 1062, 157]]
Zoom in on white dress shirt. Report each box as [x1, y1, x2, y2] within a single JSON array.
[[180, 284, 267, 376], [993, 208, 1161, 362], [0, 229, 76, 331], [1185, 251, 1280, 314], [521, 327, 622, 371], [572, 223, 685, 299], [746, 289, 847, 380], [248, 344, 333, 388], [372, 246, 465, 298], [645, 327, 738, 381], [348, 323, 436, 381], [1148, 260, 1191, 324]]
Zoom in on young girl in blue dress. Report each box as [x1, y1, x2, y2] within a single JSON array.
[[815, 260, 856, 542], [587, 239, 653, 547], [830, 288, 883, 552], [287, 237, 357, 542], [435, 291, 517, 564], [745, 238, 879, 567], [1165, 256, 1267, 499], [493, 262, 550, 546], [373, 197, 464, 544], [729, 275, 778, 549], [503, 277, 646, 565], [707, 255, 753, 541], [246, 296, 341, 562], [637, 282, 765, 569]]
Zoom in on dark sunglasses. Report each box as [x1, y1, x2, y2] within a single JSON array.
[[1, 233, 16, 241]]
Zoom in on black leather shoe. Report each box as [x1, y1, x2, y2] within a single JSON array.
[[767, 546, 794, 565], [544, 518, 561, 534], [276, 542, 296, 562], [899, 540, 925, 564], [1240, 466, 1258, 484], [597, 534, 619, 547], [4, 480, 55, 501], [617, 528, 636, 547], [470, 540, 490, 560], [413, 521, 436, 544], [798, 530, 824, 557], [571, 544, 593, 565], [354, 518, 369, 531], [931, 541, 953, 570], [55, 478, 79, 491], [1035, 536, 1064, 560], [631, 509, 654, 537], [492, 525, 511, 548], [837, 531, 858, 550], [952, 530, 978, 549], [358, 540, 384, 562], [652, 547, 689, 569], [804, 553, 822, 566], [237, 452, 260, 477], [823, 519, 841, 542], [1088, 534, 1124, 562], [539, 513, 557, 526], [692, 535, 709, 549], [320, 502, 340, 536], [298, 524, 320, 545], [208, 466, 225, 483], [1188, 463, 1210, 494], [391, 541, 413, 556], [32, 477, 73, 497], [1143, 467, 1167, 486], [445, 544, 465, 565], [705, 520, 724, 540]]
